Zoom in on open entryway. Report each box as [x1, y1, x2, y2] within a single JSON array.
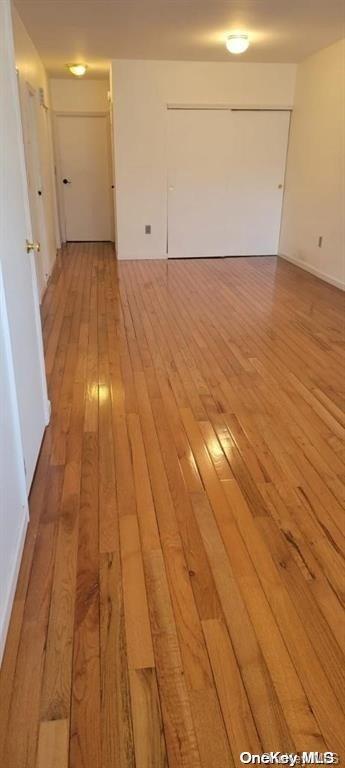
[[55, 113, 114, 242], [167, 108, 290, 258]]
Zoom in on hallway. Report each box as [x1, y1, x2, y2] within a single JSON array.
[[0, 243, 344, 767]]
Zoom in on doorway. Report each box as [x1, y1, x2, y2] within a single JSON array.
[[167, 108, 290, 258], [55, 113, 114, 242]]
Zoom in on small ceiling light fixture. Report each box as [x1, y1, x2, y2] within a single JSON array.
[[226, 34, 250, 55], [68, 63, 88, 77]]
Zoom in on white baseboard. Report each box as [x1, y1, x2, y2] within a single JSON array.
[[0, 514, 28, 665], [278, 252, 345, 291], [117, 251, 167, 261]]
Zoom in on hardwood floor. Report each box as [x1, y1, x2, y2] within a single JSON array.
[[0, 243, 344, 767]]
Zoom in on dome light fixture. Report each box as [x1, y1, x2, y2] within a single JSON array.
[[226, 34, 250, 55], [67, 63, 88, 77]]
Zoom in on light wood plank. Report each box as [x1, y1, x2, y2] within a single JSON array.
[[129, 667, 168, 768], [120, 514, 155, 670], [36, 719, 69, 768]]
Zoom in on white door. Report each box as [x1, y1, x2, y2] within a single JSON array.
[[0, 0, 49, 492], [226, 111, 290, 256], [24, 87, 47, 298], [168, 110, 233, 258], [167, 109, 290, 258], [56, 114, 113, 241]]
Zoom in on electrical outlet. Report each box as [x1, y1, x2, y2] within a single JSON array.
[[145, 225, 151, 234], [318, 236, 323, 248]]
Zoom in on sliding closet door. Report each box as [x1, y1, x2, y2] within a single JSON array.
[[227, 110, 290, 255], [167, 108, 290, 258], [167, 109, 232, 258]]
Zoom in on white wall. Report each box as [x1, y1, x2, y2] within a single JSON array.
[[111, 59, 296, 259], [279, 39, 345, 289], [12, 8, 60, 285], [0, 267, 28, 662], [50, 78, 109, 113]]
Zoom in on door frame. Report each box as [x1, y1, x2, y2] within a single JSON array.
[[53, 111, 114, 243]]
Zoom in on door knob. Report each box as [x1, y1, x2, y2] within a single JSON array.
[[26, 239, 40, 254], [63, 178, 71, 184], [278, 184, 283, 189]]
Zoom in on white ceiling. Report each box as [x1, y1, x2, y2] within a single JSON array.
[[14, 0, 345, 78]]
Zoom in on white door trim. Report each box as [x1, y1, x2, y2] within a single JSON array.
[[52, 111, 67, 243]]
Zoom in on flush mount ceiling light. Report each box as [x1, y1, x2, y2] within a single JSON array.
[[67, 63, 88, 77], [226, 34, 250, 54]]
